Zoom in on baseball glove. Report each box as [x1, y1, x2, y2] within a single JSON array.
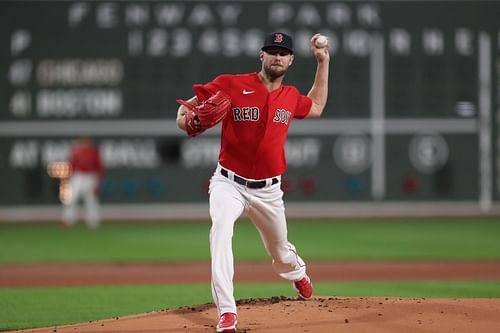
[[176, 90, 231, 137]]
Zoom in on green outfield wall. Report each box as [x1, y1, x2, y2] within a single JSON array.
[[0, 1, 499, 218]]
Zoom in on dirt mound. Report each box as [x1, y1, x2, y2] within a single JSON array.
[[13, 296, 500, 333]]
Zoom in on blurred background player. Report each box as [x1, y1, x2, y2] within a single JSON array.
[[62, 136, 104, 228]]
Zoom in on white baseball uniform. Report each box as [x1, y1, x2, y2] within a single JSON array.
[[209, 164, 306, 315], [177, 31, 330, 333], [192, 72, 313, 316], [62, 138, 103, 228]]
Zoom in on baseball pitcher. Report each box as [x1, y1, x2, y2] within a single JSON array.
[[176, 32, 330, 332]]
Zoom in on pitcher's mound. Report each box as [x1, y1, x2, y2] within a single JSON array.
[[16, 296, 500, 333]]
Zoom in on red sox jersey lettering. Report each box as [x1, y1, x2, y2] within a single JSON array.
[[233, 107, 260, 121], [273, 109, 292, 125], [192, 72, 312, 179]]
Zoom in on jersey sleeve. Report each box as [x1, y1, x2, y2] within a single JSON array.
[[293, 94, 313, 119], [192, 75, 230, 101]]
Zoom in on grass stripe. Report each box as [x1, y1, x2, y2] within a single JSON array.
[[1, 218, 500, 263]]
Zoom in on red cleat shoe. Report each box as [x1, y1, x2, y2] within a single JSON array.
[[294, 275, 313, 300], [216, 312, 237, 332]]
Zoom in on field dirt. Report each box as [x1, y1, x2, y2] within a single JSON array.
[[3, 261, 500, 333]]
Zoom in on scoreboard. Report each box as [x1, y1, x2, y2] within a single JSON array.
[[0, 1, 499, 217]]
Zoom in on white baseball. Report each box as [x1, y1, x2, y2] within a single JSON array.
[[315, 35, 328, 48]]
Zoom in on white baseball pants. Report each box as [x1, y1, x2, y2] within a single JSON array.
[[208, 165, 306, 316], [62, 172, 100, 228]]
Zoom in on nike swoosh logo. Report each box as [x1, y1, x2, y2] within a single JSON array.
[[243, 90, 255, 95]]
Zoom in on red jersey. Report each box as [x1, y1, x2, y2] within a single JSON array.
[[193, 72, 312, 179], [69, 143, 103, 178]]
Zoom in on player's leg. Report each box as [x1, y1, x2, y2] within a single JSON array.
[[247, 186, 313, 299], [62, 174, 82, 226], [245, 186, 306, 281], [83, 175, 100, 229], [208, 172, 246, 317]]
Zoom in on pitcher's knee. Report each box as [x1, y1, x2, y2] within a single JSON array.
[[210, 222, 235, 244], [269, 242, 304, 271]]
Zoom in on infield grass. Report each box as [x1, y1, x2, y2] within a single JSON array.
[[1, 218, 500, 263]]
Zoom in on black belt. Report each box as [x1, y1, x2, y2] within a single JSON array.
[[220, 168, 279, 189]]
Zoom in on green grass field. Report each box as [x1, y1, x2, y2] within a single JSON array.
[[1, 217, 500, 331], [1, 218, 500, 263]]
